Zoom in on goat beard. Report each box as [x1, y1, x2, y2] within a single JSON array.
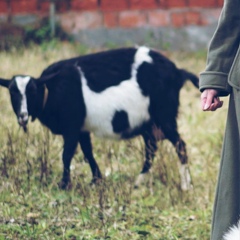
[[18, 118, 28, 133], [19, 123, 28, 133], [23, 125, 28, 133]]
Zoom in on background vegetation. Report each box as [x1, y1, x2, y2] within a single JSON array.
[[0, 42, 228, 239]]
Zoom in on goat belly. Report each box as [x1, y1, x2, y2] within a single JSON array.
[[82, 109, 151, 140], [81, 77, 151, 140]]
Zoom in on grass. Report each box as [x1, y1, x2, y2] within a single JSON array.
[[0, 42, 228, 239]]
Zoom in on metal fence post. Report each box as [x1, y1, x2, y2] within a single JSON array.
[[49, 0, 56, 38]]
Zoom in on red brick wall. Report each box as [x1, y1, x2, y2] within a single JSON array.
[[0, 0, 224, 28]]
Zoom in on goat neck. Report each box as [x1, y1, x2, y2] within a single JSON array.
[[30, 84, 48, 122]]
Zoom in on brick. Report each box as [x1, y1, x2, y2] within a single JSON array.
[[148, 10, 170, 27], [188, 0, 217, 8], [166, 0, 187, 8], [119, 10, 147, 28], [101, 0, 129, 11], [0, 2, 8, 13], [56, 1, 70, 12], [60, 11, 102, 32], [200, 9, 221, 25], [129, 0, 158, 10], [71, 0, 98, 11], [171, 11, 186, 27], [186, 10, 200, 25], [217, 0, 224, 7], [22, 0, 37, 12], [158, 0, 168, 9], [103, 12, 119, 28], [11, 0, 36, 14], [39, 1, 49, 13]]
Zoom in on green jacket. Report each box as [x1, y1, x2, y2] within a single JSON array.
[[199, 0, 240, 239], [199, 0, 240, 95]]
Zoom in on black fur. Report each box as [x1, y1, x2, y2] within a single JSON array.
[[112, 110, 130, 134]]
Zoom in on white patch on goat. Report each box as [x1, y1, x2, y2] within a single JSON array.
[[15, 76, 31, 120], [178, 163, 192, 191], [81, 46, 152, 139], [223, 221, 240, 240], [132, 46, 153, 75], [134, 173, 148, 187]]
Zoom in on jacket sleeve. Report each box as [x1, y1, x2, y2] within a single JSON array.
[[199, 0, 240, 96]]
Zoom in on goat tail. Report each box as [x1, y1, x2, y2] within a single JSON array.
[[180, 69, 199, 89]]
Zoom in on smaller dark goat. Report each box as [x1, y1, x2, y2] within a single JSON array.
[[0, 46, 199, 190]]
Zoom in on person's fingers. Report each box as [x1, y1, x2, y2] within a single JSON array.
[[201, 90, 215, 110], [200, 91, 208, 110], [207, 98, 223, 111], [201, 89, 221, 111]]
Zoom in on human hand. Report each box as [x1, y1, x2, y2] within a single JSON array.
[[201, 89, 223, 111]]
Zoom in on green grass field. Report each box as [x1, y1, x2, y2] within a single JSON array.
[[0, 42, 228, 239]]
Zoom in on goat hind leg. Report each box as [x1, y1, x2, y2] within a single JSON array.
[[163, 124, 192, 191], [134, 132, 157, 188], [174, 138, 192, 191]]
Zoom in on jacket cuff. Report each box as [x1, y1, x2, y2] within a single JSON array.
[[199, 71, 231, 96]]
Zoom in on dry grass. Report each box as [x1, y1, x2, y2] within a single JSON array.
[[0, 43, 228, 239]]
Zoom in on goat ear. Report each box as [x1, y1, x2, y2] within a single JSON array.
[[36, 71, 59, 86], [0, 78, 10, 88]]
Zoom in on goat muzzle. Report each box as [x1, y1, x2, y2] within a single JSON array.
[[18, 112, 29, 132]]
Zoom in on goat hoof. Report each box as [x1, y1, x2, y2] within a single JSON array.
[[58, 180, 72, 190], [134, 173, 148, 188], [90, 177, 102, 186], [181, 183, 193, 191]]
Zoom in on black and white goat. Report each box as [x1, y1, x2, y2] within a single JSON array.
[[0, 46, 198, 190]]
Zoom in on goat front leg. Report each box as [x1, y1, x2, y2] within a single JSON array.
[[134, 130, 157, 188], [79, 132, 102, 184], [59, 134, 79, 190]]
